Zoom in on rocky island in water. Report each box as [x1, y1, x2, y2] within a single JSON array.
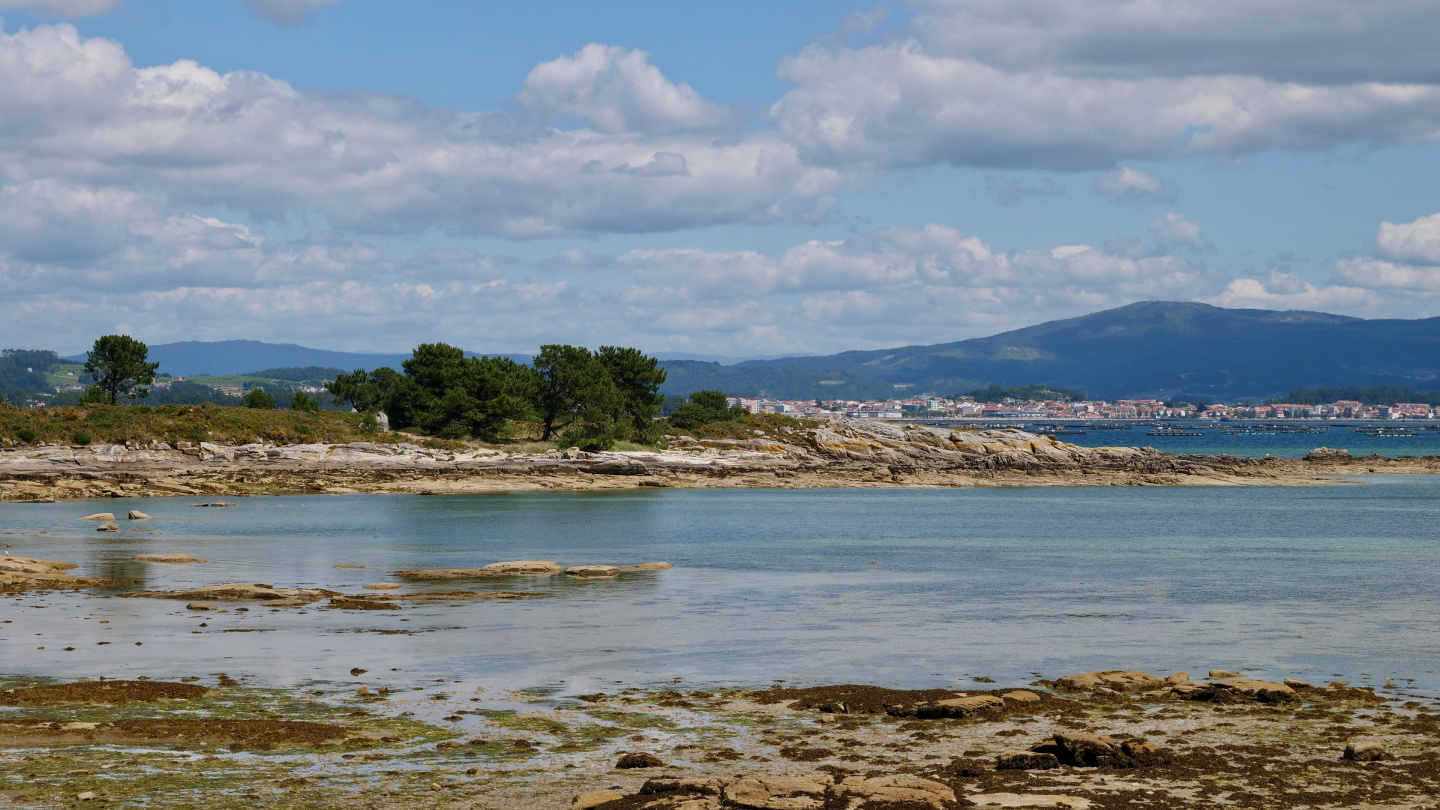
[[0, 419, 1430, 501]]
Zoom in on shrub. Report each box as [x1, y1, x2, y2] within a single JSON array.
[[296, 424, 314, 436], [242, 388, 277, 410], [16, 427, 36, 443], [73, 430, 92, 445]]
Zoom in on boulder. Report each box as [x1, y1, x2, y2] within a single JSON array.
[[723, 774, 832, 810], [1001, 690, 1041, 703], [996, 751, 1059, 771], [1055, 670, 1164, 692], [1344, 740, 1385, 762], [1121, 739, 1157, 757], [80, 513, 115, 521], [1208, 669, 1244, 679], [572, 790, 626, 810], [96, 521, 120, 532], [888, 693, 1003, 718], [1214, 679, 1300, 704], [1052, 732, 1118, 767], [616, 752, 665, 769], [186, 602, 218, 611], [566, 565, 621, 578], [1304, 447, 1353, 461], [1284, 678, 1317, 689], [127, 511, 152, 520], [1164, 672, 1190, 685], [134, 553, 206, 564]]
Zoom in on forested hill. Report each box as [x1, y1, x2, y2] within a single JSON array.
[[658, 302, 1440, 401]]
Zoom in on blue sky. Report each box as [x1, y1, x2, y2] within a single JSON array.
[[4, 0, 1440, 356]]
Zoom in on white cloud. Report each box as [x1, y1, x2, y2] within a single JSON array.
[[0, 25, 837, 239], [1374, 212, 1440, 266], [0, 0, 119, 17], [1148, 212, 1211, 251], [243, 0, 339, 25], [1093, 167, 1177, 204], [517, 44, 735, 133]]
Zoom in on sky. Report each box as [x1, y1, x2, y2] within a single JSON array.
[[5, 0, 1440, 357]]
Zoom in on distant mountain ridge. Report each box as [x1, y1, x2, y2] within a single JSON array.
[[659, 302, 1440, 401], [58, 302, 1440, 400]]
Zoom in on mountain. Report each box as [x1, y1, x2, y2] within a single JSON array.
[[64, 341, 413, 377], [658, 302, 1440, 401]]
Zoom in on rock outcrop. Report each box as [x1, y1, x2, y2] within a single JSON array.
[[588, 772, 957, 810], [123, 583, 340, 607]]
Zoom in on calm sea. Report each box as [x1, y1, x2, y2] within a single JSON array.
[[3, 483, 1438, 695], [942, 421, 1440, 458]]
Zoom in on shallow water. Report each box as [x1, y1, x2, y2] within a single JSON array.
[[951, 420, 1440, 458], [3, 482, 1439, 695]]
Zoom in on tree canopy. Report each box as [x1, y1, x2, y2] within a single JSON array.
[[83, 336, 159, 406]]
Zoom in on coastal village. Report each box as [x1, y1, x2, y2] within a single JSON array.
[[730, 396, 1439, 421]]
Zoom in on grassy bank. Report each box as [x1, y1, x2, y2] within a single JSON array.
[[0, 402, 384, 448]]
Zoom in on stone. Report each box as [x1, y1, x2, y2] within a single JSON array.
[[1164, 672, 1190, 685], [996, 751, 1060, 771], [96, 521, 120, 532], [334, 564, 365, 569], [1001, 690, 1041, 702], [1121, 739, 1157, 757], [186, 602, 218, 611], [1208, 669, 1244, 679], [722, 774, 831, 810], [363, 583, 402, 590], [1304, 447, 1352, 461], [1214, 679, 1300, 704], [924, 694, 1004, 717], [616, 752, 665, 769], [835, 775, 954, 808], [1344, 740, 1385, 762], [1052, 732, 1118, 767], [77, 792, 96, 801], [967, 793, 1091, 809], [483, 560, 564, 576], [566, 565, 621, 578], [356, 686, 369, 697], [621, 561, 675, 571], [573, 790, 626, 810], [1284, 678, 1317, 689], [374, 412, 390, 432], [1055, 670, 1164, 692], [134, 553, 206, 564], [80, 513, 115, 521], [127, 511, 152, 520]]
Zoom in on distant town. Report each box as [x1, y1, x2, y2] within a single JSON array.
[[728, 396, 1440, 421]]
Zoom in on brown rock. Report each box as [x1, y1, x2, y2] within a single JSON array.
[[1214, 679, 1300, 704], [1052, 732, 1117, 767], [573, 790, 626, 810], [616, 752, 666, 769], [967, 793, 1091, 809], [80, 513, 115, 521], [722, 774, 831, 810], [1208, 669, 1244, 679], [96, 521, 120, 532], [835, 774, 954, 808], [127, 511, 152, 520], [566, 565, 621, 578], [1164, 672, 1190, 685], [1344, 740, 1385, 762], [1055, 670, 1164, 692], [134, 553, 206, 564], [481, 560, 563, 575], [621, 562, 674, 571], [186, 602, 218, 611], [1121, 739, 1157, 757], [996, 751, 1060, 771], [1284, 678, 1317, 689], [362, 582, 402, 590], [1001, 690, 1041, 702]]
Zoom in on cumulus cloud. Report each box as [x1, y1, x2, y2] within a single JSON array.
[[243, 0, 339, 25], [1374, 212, 1440, 266], [0, 25, 836, 240], [0, 0, 119, 17], [517, 44, 736, 133], [1093, 167, 1177, 204], [1148, 212, 1211, 251]]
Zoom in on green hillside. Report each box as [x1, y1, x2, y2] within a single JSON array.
[[659, 302, 1440, 401]]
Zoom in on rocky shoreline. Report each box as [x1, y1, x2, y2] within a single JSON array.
[[2, 419, 1433, 502]]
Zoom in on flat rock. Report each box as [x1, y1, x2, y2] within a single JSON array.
[[126, 511, 152, 520], [1052, 732, 1117, 767], [134, 553, 206, 564], [616, 752, 666, 769], [1164, 672, 1190, 685], [723, 774, 832, 810], [1214, 678, 1299, 703], [835, 775, 954, 808], [1344, 740, 1385, 762], [96, 521, 120, 532], [334, 564, 365, 569], [573, 790, 626, 810], [362, 582, 402, 590], [481, 560, 563, 575], [80, 513, 115, 521], [997, 751, 1059, 771], [1002, 690, 1041, 702], [125, 583, 340, 607], [1209, 669, 1244, 679], [1284, 678, 1317, 689], [621, 561, 674, 571], [1055, 670, 1164, 692], [566, 565, 620, 578], [968, 793, 1091, 809], [186, 602, 218, 611]]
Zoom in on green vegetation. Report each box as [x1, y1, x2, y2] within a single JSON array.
[[245, 365, 345, 382], [0, 403, 384, 447], [1283, 385, 1440, 406], [666, 389, 747, 428], [326, 342, 666, 450], [290, 391, 321, 412], [964, 383, 1087, 402], [84, 335, 160, 405], [243, 387, 277, 409]]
